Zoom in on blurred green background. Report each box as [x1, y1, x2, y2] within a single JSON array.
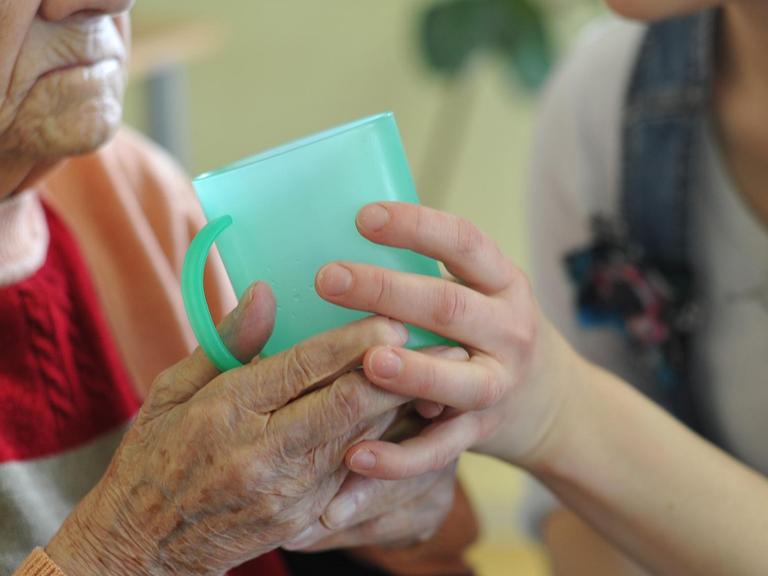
[[123, 1, 604, 573]]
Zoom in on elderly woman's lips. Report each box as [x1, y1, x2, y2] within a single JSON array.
[[39, 58, 121, 81]]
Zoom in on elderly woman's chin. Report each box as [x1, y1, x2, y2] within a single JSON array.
[[3, 61, 126, 160]]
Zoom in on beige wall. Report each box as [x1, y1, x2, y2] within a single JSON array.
[[125, 0, 544, 261], [124, 2, 602, 573]]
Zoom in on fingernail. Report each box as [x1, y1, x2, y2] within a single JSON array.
[[349, 449, 377, 471], [283, 525, 318, 550], [389, 320, 409, 345], [317, 264, 353, 296], [323, 496, 358, 529], [438, 346, 470, 361], [370, 348, 402, 379], [416, 401, 445, 419], [357, 204, 390, 233], [237, 283, 258, 316]]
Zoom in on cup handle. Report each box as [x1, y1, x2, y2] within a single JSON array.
[[181, 215, 244, 372]]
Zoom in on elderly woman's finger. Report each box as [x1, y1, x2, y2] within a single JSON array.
[[321, 466, 448, 531], [304, 408, 399, 480], [197, 315, 408, 412], [356, 203, 516, 295], [316, 263, 507, 352], [320, 465, 456, 530], [282, 521, 331, 551], [267, 370, 408, 458], [260, 407, 398, 494], [148, 282, 275, 410], [345, 413, 482, 480], [286, 495, 449, 551], [414, 400, 445, 419], [362, 346, 504, 411]]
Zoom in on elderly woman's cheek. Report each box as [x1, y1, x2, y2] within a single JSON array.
[[7, 59, 125, 157]]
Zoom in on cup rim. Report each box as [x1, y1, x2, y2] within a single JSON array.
[[194, 112, 394, 183]]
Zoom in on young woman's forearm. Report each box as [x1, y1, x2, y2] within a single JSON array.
[[529, 358, 768, 576]]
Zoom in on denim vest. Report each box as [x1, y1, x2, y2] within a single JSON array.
[[623, 10, 715, 436], [567, 10, 718, 438]]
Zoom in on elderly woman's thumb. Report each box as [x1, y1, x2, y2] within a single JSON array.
[[221, 281, 276, 364], [145, 282, 276, 409]]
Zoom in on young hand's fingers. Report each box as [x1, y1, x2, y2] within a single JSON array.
[[344, 412, 482, 480], [420, 345, 471, 362], [363, 346, 504, 411], [316, 262, 508, 352], [356, 202, 517, 294], [198, 315, 407, 413], [413, 346, 470, 419]]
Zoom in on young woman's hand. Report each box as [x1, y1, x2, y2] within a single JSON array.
[[315, 202, 578, 480]]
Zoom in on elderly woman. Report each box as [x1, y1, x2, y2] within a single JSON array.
[[1, 2, 477, 575]]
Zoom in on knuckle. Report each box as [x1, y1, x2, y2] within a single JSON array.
[[500, 313, 538, 353], [370, 269, 394, 309], [146, 366, 189, 412], [432, 283, 469, 327], [368, 317, 399, 346], [415, 205, 430, 237], [514, 271, 537, 312], [415, 359, 438, 400], [475, 369, 504, 409], [279, 514, 308, 539], [332, 378, 367, 425], [518, 315, 539, 351], [259, 495, 287, 521], [428, 445, 449, 474], [498, 258, 521, 288], [284, 345, 321, 388], [505, 265, 533, 300], [185, 397, 228, 436], [153, 366, 176, 391], [454, 217, 485, 258]]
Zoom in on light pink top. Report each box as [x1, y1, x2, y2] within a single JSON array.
[[0, 128, 235, 397]]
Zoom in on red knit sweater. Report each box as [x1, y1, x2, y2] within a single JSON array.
[[1, 204, 287, 575]]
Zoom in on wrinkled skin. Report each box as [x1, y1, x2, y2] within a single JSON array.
[[48, 284, 414, 575], [285, 462, 459, 552], [0, 1, 131, 197]]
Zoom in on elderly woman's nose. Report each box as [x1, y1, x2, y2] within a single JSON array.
[[38, 0, 134, 21]]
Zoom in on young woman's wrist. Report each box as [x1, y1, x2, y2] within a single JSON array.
[[474, 318, 588, 470], [523, 354, 599, 479]]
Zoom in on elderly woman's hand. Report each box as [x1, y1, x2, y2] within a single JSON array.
[[46, 283, 410, 576], [281, 461, 459, 552], [278, 345, 468, 554]]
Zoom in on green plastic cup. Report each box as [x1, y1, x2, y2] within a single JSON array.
[[182, 112, 448, 371]]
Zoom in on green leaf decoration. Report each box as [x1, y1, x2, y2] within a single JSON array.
[[420, 0, 553, 90]]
